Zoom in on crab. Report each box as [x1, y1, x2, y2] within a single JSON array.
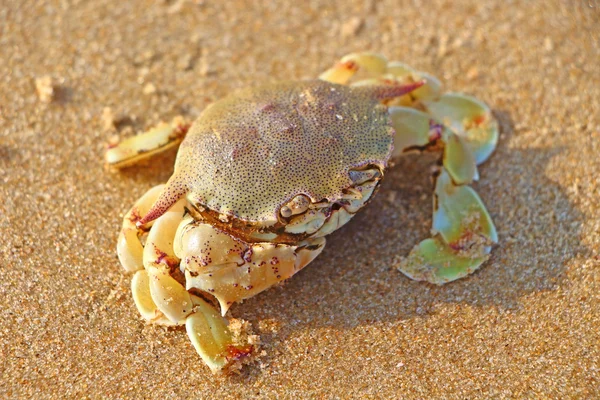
[[106, 52, 499, 373]]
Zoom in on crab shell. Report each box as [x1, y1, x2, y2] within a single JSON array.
[[137, 79, 422, 237]]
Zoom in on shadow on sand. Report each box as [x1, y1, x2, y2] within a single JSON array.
[[225, 109, 589, 381]]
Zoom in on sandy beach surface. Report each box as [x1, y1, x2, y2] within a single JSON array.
[[1, 0, 599, 398]]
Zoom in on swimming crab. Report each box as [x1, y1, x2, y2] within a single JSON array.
[[107, 52, 498, 373]]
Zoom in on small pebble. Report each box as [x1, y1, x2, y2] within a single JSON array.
[[35, 76, 55, 103]]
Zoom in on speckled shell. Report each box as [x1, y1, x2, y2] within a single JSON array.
[[171, 80, 394, 224]]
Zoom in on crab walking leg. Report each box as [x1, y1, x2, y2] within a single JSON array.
[[398, 169, 497, 284], [319, 52, 388, 84], [130, 269, 256, 373], [105, 116, 190, 169], [117, 185, 165, 272], [389, 103, 498, 284], [146, 266, 195, 323], [129, 205, 257, 373], [186, 295, 257, 373], [142, 199, 187, 270], [423, 93, 499, 165], [131, 269, 179, 326], [319, 52, 442, 105]]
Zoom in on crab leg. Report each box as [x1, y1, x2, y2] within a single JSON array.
[[318, 52, 388, 84], [319, 52, 442, 105], [121, 191, 258, 373], [186, 296, 256, 373], [321, 52, 499, 284], [105, 116, 190, 169], [130, 267, 256, 373], [389, 99, 498, 284], [117, 184, 165, 272]]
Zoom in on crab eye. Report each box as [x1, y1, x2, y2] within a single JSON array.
[[280, 195, 311, 219], [280, 206, 293, 218]]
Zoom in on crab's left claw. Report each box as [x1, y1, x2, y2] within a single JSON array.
[[389, 96, 498, 284]]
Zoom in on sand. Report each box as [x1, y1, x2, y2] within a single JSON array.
[[1, 0, 598, 398]]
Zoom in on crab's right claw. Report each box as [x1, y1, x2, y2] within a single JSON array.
[[105, 116, 190, 169]]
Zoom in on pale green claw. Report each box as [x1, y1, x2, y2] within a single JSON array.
[[442, 130, 477, 186], [424, 93, 498, 165], [388, 107, 432, 156], [397, 237, 490, 284], [397, 169, 497, 284], [432, 170, 498, 248]]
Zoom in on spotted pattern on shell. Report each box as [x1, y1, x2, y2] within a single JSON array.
[[166, 80, 394, 223]]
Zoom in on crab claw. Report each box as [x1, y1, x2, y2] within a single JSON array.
[[388, 107, 440, 157]]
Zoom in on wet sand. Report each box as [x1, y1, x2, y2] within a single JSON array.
[[1, 0, 598, 398]]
